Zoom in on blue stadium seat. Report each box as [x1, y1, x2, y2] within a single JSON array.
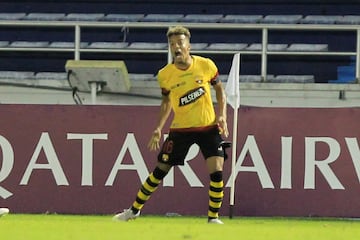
[[142, 14, 184, 22], [87, 42, 128, 49], [102, 14, 144, 22], [337, 65, 355, 81], [181, 14, 223, 23], [9, 41, 49, 48], [300, 15, 342, 24], [49, 41, 89, 48], [127, 42, 167, 49], [271, 75, 315, 83], [0, 13, 26, 20], [286, 44, 328, 51], [246, 43, 288, 51], [0, 41, 9, 47], [35, 72, 68, 80], [23, 13, 66, 21], [0, 71, 35, 79], [206, 43, 248, 51], [62, 13, 105, 21], [336, 15, 360, 24], [261, 15, 303, 24], [328, 79, 356, 83], [220, 15, 263, 23]]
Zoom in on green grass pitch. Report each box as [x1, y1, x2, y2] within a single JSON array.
[[1, 214, 360, 240]]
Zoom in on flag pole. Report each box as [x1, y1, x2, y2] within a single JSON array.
[[229, 96, 238, 219], [227, 53, 240, 219]]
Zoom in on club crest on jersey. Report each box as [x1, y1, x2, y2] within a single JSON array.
[[179, 87, 205, 106], [195, 75, 203, 84]]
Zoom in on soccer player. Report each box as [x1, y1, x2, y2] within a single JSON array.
[[114, 26, 229, 224]]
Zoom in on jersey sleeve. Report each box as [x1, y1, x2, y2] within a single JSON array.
[[157, 69, 171, 95], [206, 58, 219, 85]]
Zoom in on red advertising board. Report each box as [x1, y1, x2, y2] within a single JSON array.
[[1, 104, 360, 217]]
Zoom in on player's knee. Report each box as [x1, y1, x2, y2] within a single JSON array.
[[210, 171, 223, 182]]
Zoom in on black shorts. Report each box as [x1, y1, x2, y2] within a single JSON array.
[[157, 125, 225, 166]]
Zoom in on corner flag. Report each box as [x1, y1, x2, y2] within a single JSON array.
[[225, 53, 241, 219]]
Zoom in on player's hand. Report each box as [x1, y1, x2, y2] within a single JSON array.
[[147, 128, 161, 151], [217, 116, 229, 138]]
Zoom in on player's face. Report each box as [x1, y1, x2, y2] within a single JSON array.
[[168, 34, 191, 65]]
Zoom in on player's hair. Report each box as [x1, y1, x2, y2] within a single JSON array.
[[167, 26, 191, 39]]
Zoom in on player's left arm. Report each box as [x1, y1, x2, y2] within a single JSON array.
[[212, 79, 229, 138], [207, 57, 228, 137]]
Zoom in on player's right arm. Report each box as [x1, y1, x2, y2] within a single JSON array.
[[147, 92, 172, 151]]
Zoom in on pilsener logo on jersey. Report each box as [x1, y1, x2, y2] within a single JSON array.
[[179, 87, 205, 106]]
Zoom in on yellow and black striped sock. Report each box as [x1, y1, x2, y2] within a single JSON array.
[[131, 167, 167, 214], [208, 171, 224, 219]]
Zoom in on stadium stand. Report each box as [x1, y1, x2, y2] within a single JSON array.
[[0, 0, 359, 86]]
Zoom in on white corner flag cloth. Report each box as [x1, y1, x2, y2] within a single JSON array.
[[225, 53, 240, 109]]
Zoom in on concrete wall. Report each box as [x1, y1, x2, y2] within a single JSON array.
[[1, 81, 360, 108]]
